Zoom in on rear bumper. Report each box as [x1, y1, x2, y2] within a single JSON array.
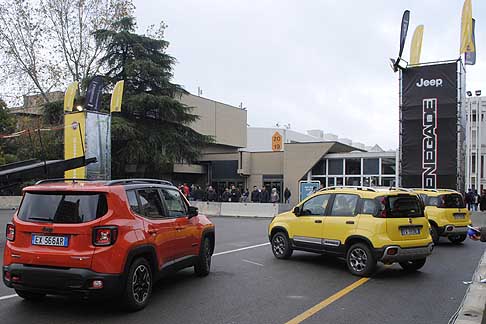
[[3, 264, 124, 298], [379, 243, 434, 263], [441, 225, 468, 236]]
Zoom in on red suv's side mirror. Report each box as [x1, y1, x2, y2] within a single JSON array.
[[188, 206, 198, 218]]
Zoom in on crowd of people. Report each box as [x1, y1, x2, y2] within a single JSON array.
[[464, 189, 486, 211], [176, 183, 292, 204]]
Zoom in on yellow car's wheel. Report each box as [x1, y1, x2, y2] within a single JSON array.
[[271, 232, 293, 259], [346, 243, 376, 277]]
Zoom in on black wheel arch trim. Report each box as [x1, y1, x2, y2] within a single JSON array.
[[123, 244, 159, 277], [201, 227, 215, 254], [344, 235, 375, 251], [269, 226, 289, 241]]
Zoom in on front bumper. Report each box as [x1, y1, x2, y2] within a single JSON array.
[[379, 243, 434, 263], [441, 225, 468, 236], [3, 264, 124, 298]]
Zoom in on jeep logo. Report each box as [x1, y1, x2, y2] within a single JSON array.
[[416, 78, 443, 87]]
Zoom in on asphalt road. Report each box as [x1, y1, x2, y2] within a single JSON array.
[[0, 210, 485, 324]]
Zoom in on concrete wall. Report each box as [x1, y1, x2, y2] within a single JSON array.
[[179, 94, 247, 148], [192, 201, 292, 218], [0, 196, 22, 209]]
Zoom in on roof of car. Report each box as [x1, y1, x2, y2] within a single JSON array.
[[314, 186, 419, 199], [23, 178, 178, 192]]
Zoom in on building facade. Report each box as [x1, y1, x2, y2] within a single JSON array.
[[465, 95, 486, 191]]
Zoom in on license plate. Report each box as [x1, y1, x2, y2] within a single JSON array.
[[31, 234, 69, 247], [453, 213, 465, 219], [400, 227, 421, 236]]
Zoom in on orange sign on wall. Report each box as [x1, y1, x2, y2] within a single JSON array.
[[272, 131, 283, 151]]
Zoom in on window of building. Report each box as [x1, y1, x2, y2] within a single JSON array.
[[363, 158, 379, 175], [381, 158, 396, 175], [345, 177, 361, 186], [312, 160, 325, 176], [381, 177, 396, 187], [328, 159, 343, 175], [472, 155, 476, 174], [482, 155, 484, 178], [345, 158, 361, 175], [362, 176, 379, 187]]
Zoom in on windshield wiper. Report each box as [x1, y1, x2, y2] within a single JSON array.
[[28, 217, 54, 222]]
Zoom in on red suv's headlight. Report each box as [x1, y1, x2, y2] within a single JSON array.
[[93, 226, 118, 246], [6, 223, 15, 241]]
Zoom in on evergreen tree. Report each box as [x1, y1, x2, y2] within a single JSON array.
[[95, 17, 212, 178]]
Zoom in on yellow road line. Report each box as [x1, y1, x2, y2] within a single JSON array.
[[285, 277, 370, 324]]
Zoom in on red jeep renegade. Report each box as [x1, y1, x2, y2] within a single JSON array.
[[2, 179, 215, 311]]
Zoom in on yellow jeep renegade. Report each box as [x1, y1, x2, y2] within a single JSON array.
[[413, 189, 471, 244], [268, 186, 433, 276]]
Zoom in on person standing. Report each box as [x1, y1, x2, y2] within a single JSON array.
[[230, 185, 241, 202], [466, 189, 473, 210], [206, 186, 217, 202], [251, 186, 261, 203], [242, 189, 250, 202], [260, 186, 270, 203], [473, 190, 480, 212], [284, 187, 291, 204], [480, 190, 486, 212], [270, 188, 279, 203], [182, 183, 190, 198], [221, 188, 231, 202]]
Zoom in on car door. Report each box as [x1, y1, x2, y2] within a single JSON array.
[[322, 193, 359, 253], [160, 188, 199, 260], [131, 188, 177, 270], [291, 194, 331, 250]]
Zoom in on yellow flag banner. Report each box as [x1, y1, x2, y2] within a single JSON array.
[[110, 80, 125, 113], [460, 0, 475, 54], [410, 25, 424, 65], [64, 112, 86, 179], [63, 81, 78, 112]]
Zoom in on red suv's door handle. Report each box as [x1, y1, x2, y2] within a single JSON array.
[[175, 227, 183, 231], [148, 229, 158, 235]]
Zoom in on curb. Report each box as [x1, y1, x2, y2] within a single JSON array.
[[454, 249, 486, 324]]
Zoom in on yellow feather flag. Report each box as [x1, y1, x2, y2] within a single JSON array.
[[460, 0, 475, 54], [63, 81, 78, 112], [110, 80, 125, 113], [410, 25, 424, 65]]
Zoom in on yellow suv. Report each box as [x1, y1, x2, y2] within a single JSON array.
[[413, 189, 471, 244], [268, 186, 433, 276]]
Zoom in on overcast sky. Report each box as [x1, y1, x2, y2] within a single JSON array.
[[134, 0, 486, 150]]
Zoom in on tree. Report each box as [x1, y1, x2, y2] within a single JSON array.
[[42, 0, 134, 90], [0, 0, 134, 105], [95, 17, 212, 178], [0, 0, 63, 103]]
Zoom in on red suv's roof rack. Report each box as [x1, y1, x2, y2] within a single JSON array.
[[105, 179, 173, 186], [35, 178, 94, 185]]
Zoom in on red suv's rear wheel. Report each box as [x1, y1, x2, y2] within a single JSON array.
[[123, 258, 152, 311]]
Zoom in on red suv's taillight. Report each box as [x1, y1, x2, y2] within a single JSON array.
[[6, 223, 15, 241], [93, 226, 118, 246]]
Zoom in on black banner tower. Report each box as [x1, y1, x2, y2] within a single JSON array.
[[399, 60, 466, 190]]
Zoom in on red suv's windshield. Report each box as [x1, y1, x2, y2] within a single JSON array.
[[18, 191, 108, 223]]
